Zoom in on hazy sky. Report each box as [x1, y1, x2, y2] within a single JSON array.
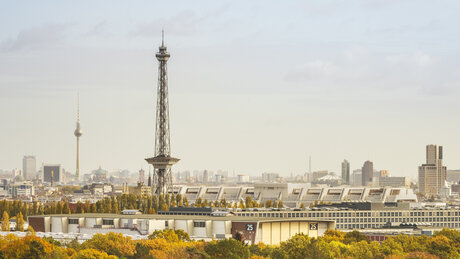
[[1, 0, 460, 179]]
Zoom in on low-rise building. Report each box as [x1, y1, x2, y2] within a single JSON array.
[[379, 177, 410, 188], [28, 211, 334, 245]]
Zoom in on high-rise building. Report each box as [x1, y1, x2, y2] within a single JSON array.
[[362, 160, 373, 187], [23, 155, 36, 179], [42, 164, 62, 185], [145, 32, 180, 196], [203, 170, 209, 183], [341, 160, 350, 185], [352, 169, 362, 186], [419, 145, 447, 196]]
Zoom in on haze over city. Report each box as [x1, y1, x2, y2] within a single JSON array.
[[1, 0, 460, 178]]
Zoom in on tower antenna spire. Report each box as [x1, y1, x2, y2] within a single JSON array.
[[74, 92, 83, 181], [77, 92, 80, 122], [161, 29, 164, 47]]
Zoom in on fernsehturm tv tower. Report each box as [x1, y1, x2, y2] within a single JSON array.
[[74, 95, 82, 180], [146, 31, 179, 196]]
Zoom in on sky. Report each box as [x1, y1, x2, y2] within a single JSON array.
[[1, 0, 460, 179]]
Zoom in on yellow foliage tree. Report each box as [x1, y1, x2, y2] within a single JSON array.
[[1, 211, 9, 231], [71, 248, 118, 259]]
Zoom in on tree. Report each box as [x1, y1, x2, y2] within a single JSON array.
[[82, 232, 135, 257], [278, 200, 283, 208], [130, 242, 155, 259], [76, 201, 84, 214], [265, 200, 272, 208], [183, 197, 189, 207], [271, 233, 314, 259], [343, 230, 369, 244], [15, 212, 24, 231], [205, 239, 250, 259], [71, 248, 117, 259], [62, 202, 71, 214], [1, 211, 9, 231], [148, 229, 191, 242], [245, 196, 253, 208]]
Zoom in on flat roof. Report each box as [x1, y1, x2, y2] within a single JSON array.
[[28, 213, 334, 223]]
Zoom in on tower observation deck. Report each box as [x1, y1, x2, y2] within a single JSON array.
[[146, 31, 179, 196]]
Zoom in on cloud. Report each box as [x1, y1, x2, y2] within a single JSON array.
[[283, 48, 455, 95], [82, 21, 112, 38], [131, 11, 198, 37], [0, 24, 69, 52]]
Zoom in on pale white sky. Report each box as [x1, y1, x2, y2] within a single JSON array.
[[1, 0, 460, 178]]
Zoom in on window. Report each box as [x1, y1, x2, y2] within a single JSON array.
[[68, 219, 79, 224], [194, 221, 205, 228], [102, 219, 114, 225]]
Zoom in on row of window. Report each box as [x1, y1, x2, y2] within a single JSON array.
[[237, 210, 460, 219], [336, 222, 460, 229]]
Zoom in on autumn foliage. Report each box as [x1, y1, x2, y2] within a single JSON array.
[[0, 228, 459, 258]]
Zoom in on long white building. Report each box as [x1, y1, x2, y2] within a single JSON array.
[[28, 210, 334, 245], [167, 184, 417, 207]]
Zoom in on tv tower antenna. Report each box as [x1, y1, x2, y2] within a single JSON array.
[[74, 93, 82, 180], [146, 31, 180, 196]]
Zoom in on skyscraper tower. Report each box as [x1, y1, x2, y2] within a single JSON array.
[[146, 31, 180, 196], [362, 160, 373, 187], [341, 159, 350, 185], [74, 95, 82, 180], [419, 145, 447, 196]]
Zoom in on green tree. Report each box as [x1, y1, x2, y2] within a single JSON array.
[[343, 230, 369, 244], [1, 211, 9, 231], [76, 201, 84, 214], [148, 229, 191, 242], [205, 239, 250, 259]]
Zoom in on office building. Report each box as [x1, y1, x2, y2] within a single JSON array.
[[237, 174, 250, 183], [379, 176, 410, 188], [352, 169, 362, 186], [42, 164, 62, 185], [23, 155, 36, 180], [341, 160, 350, 185], [418, 145, 447, 196], [362, 161, 374, 187], [7, 181, 34, 198], [262, 172, 279, 182], [447, 170, 460, 183]]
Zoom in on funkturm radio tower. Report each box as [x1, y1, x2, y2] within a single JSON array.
[[74, 94, 82, 180], [146, 31, 179, 196]]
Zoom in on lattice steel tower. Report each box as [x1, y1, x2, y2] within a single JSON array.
[[146, 31, 179, 196]]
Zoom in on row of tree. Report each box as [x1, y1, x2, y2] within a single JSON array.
[[0, 194, 288, 220], [0, 228, 459, 258], [1, 211, 24, 231]]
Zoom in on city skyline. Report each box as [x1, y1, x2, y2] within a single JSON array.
[[1, 1, 460, 178]]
